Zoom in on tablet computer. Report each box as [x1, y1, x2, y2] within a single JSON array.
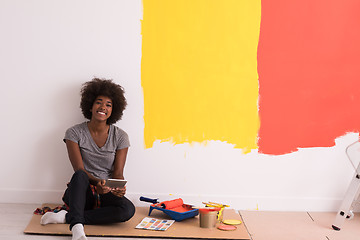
[[105, 179, 127, 189]]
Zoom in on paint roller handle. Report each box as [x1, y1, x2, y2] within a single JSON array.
[[139, 196, 159, 204]]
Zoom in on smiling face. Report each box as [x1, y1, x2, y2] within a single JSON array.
[[90, 96, 113, 123]]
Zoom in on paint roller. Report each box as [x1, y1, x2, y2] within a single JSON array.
[[140, 196, 194, 213], [160, 198, 184, 209], [140, 196, 184, 209]]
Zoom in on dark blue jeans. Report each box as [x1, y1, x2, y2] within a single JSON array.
[[62, 170, 135, 230]]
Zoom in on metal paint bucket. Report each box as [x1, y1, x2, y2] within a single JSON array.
[[199, 210, 218, 228]]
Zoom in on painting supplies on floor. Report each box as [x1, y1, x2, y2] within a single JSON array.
[[223, 219, 242, 225], [140, 196, 199, 221], [197, 201, 242, 231], [202, 201, 229, 222], [217, 218, 242, 231], [198, 207, 221, 228], [135, 217, 175, 231], [217, 224, 237, 231]]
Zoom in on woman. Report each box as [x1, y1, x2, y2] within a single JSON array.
[[41, 78, 135, 240]]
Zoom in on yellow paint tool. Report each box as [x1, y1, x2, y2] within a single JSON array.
[[202, 201, 229, 222]]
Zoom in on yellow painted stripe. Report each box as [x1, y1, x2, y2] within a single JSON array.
[[142, 0, 261, 152]]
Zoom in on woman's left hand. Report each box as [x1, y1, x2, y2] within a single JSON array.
[[111, 186, 126, 198]]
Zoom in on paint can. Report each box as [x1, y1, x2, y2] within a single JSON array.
[[199, 209, 218, 228]]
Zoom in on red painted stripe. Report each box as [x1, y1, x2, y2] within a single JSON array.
[[257, 0, 360, 154]]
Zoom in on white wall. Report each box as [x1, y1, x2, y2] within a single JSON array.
[[0, 0, 357, 211]]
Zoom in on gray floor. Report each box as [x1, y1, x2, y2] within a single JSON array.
[[0, 203, 176, 240]]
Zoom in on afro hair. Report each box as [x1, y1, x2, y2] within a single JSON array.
[[80, 78, 127, 124]]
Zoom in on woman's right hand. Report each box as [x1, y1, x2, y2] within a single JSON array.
[[96, 180, 111, 195]]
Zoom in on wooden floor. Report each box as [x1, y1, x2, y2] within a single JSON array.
[[2, 203, 360, 240]]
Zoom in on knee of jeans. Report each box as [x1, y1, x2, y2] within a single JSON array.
[[116, 204, 135, 222], [72, 170, 89, 184]]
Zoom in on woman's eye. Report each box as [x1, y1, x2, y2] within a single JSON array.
[[107, 104, 112, 108]]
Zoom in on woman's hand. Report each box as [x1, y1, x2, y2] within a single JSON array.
[[96, 180, 111, 195], [111, 186, 126, 198]]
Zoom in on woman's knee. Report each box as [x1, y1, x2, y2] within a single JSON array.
[[115, 202, 135, 222], [125, 202, 136, 221], [62, 170, 90, 206], [70, 170, 89, 185]]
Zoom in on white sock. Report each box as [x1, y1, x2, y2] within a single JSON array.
[[40, 210, 67, 225], [72, 223, 87, 240]]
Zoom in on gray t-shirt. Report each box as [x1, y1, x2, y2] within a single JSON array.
[[64, 122, 130, 180]]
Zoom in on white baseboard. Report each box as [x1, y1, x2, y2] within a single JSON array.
[[0, 189, 342, 212], [0, 189, 64, 205]]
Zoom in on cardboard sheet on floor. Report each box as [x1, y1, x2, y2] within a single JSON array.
[[240, 210, 324, 240], [240, 210, 360, 240], [24, 204, 250, 239], [309, 212, 360, 240]]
